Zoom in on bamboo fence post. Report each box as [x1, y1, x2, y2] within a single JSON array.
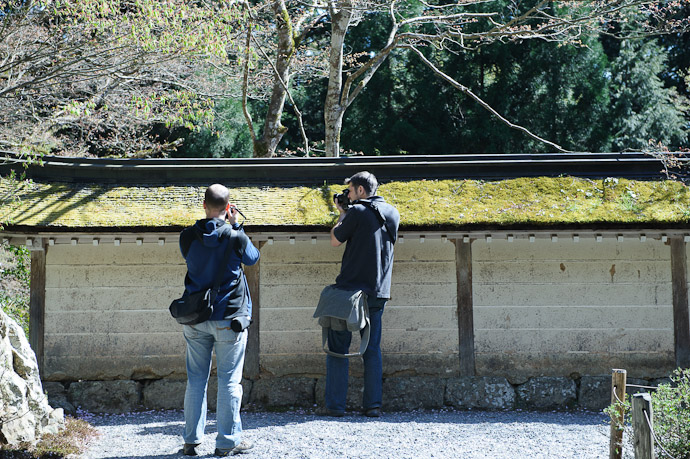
[[632, 393, 654, 459], [610, 369, 627, 459]]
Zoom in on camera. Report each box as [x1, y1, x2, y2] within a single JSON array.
[[231, 316, 251, 332], [333, 188, 351, 210]]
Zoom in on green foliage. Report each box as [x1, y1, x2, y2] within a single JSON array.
[[609, 38, 688, 151], [606, 369, 690, 459], [651, 368, 690, 458], [172, 98, 253, 158], [277, 2, 688, 155], [0, 242, 30, 336]]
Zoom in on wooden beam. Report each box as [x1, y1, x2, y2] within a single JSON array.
[[454, 239, 475, 376], [609, 369, 627, 459], [632, 393, 654, 459], [243, 241, 265, 380], [29, 247, 46, 374], [670, 237, 690, 368]]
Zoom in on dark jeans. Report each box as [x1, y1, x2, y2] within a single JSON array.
[[325, 295, 386, 413]]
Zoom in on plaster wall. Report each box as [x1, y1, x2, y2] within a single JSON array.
[[43, 243, 187, 381], [473, 239, 675, 379], [39, 236, 677, 382], [259, 239, 458, 377]]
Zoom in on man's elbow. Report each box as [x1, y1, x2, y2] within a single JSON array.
[[330, 235, 342, 247]]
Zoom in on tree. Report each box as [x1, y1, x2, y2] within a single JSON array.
[[609, 37, 688, 150], [247, 0, 688, 156], [0, 0, 241, 158]]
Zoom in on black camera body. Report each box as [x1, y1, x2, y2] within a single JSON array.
[[333, 188, 351, 210]]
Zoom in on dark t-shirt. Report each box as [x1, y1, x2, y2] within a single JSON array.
[[333, 196, 400, 298]]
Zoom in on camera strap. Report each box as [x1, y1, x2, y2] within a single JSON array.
[[357, 199, 397, 243]]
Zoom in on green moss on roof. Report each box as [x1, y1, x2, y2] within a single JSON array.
[[1, 176, 690, 229]]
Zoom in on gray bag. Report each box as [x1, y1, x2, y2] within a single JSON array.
[[313, 284, 370, 358]]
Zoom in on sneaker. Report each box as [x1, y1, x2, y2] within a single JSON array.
[[214, 441, 254, 456], [182, 443, 200, 456], [364, 407, 381, 418]]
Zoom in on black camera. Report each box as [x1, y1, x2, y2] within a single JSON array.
[[231, 316, 251, 332], [333, 188, 351, 210]]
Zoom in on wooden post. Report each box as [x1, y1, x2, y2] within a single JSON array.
[[670, 237, 690, 368], [610, 369, 627, 459], [29, 245, 46, 374], [632, 393, 654, 459], [454, 239, 475, 376], [243, 241, 265, 380]]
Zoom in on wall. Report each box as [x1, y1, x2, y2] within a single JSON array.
[[259, 239, 458, 378], [43, 243, 186, 381], [473, 239, 674, 379], [39, 235, 677, 382]]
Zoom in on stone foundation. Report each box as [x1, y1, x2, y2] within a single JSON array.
[[43, 374, 656, 414]]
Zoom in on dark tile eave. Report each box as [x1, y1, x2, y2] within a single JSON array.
[[5, 221, 690, 235]]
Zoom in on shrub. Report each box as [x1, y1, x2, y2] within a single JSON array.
[[0, 417, 99, 458], [606, 368, 690, 459], [652, 368, 690, 459], [0, 242, 30, 335]]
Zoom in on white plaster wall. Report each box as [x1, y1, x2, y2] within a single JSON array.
[[259, 239, 458, 377], [43, 243, 186, 380], [473, 239, 675, 378], [40, 234, 677, 382]]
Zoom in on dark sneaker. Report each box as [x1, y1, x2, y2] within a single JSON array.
[[182, 443, 200, 456], [214, 441, 254, 456], [365, 407, 381, 418]]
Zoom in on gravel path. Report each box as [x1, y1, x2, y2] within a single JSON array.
[[78, 409, 610, 458]]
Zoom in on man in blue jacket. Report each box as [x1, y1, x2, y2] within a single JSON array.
[[327, 171, 400, 417], [179, 184, 260, 457]]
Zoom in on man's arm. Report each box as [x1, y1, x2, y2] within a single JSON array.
[[330, 213, 346, 247]]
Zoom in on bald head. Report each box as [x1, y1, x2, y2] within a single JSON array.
[[204, 184, 229, 213]]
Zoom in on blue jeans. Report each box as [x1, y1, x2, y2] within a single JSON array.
[[183, 320, 246, 450], [325, 296, 386, 413]]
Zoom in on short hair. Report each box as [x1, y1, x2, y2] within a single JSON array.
[[345, 171, 378, 196], [204, 184, 229, 211]]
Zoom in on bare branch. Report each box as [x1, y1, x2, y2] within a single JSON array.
[[408, 45, 570, 153]]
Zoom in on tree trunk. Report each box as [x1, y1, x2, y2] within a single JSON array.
[[252, 0, 295, 158], [323, 2, 352, 157]]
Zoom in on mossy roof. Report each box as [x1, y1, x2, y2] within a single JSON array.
[[2, 176, 690, 230]]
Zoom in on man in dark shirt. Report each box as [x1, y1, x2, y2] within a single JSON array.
[[327, 171, 400, 417]]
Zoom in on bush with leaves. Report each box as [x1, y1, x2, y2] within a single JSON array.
[[652, 368, 690, 459], [0, 242, 30, 335], [606, 368, 690, 459]]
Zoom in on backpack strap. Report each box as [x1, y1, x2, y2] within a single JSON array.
[[211, 228, 237, 294]]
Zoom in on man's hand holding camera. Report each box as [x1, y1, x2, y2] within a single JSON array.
[[333, 188, 351, 214]]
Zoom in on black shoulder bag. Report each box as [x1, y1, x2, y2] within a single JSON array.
[[169, 229, 236, 325]]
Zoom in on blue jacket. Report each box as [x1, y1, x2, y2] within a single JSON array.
[[179, 218, 260, 320]]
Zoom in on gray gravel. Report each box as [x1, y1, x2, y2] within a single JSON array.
[[78, 409, 610, 458]]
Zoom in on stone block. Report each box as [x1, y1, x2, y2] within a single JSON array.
[[625, 378, 652, 396], [382, 377, 445, 411], [446, 377, 515, 410], [250, 377, 315, 408], [314, 377, 364, 410], [578, 376, 610, 411], [516, 377, 577, 410], [42, 381, 76, 416], [68, 380, 141, 413], [143, 379, 186, 410]]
